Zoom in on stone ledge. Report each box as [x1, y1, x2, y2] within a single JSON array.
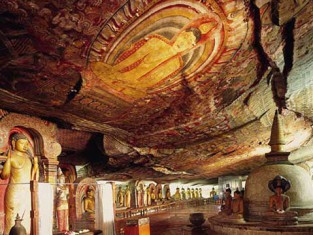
[[208, 215, 313, 234]]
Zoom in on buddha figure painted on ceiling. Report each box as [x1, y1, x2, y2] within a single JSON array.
[[85, 0, 249, 104]]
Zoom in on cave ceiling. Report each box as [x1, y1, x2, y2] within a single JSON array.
[[0, 0, 313, 182]]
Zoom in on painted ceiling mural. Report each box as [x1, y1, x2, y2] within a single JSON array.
[[0, 0, 313, 181]]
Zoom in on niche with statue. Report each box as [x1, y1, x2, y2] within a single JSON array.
[[72, 177, 96, 231]]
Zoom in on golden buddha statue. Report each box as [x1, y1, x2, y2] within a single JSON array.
[[186, 188, 191, 200], [165, 188, 171, 200], [150, 188, 156, 204], [124, 185, 131, 208], [191, 188, 195, 199], [181, 188, 186, 200], [117, 186, 124, 207], [195, 188, 199, 198], [83, 187, 95, 218], [158, 189, 163, 201], [0, 132, 38, 235], [174, 188, 181, 201]]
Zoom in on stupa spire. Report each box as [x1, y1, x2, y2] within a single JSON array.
[[268, 110, 286, 152], [265, 110, 291, 164]]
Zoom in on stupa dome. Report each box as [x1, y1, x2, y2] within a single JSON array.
[[244, 111, 313, 223]]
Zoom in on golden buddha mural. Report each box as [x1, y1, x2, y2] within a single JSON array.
[[89, 13, 224, 101]]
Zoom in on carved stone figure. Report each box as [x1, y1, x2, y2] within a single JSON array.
[[117, 186, 124, 207], [136, 184, 143, 207], [0, 132, 38, 234], [143, 184, 148, 206], [124, 185, 131, 208], [56, 168, 69, 232]]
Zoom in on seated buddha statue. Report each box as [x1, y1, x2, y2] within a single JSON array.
[[174, 188, 181, 201], [265, 175, 298, 225], [150, 188, 156, 205], [230, 190, 243, 219], [219, 188, 232, 216], [83, 187, 95, 219]]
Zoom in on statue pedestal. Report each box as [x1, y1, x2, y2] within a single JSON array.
[[74, 217, 95, 231], [209, 215, 313, 234], [263, 211, 298, 226]]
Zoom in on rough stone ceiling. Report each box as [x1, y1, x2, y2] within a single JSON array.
[[0, 0, 313, 181]]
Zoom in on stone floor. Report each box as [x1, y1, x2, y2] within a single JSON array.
[[121, 203, 313, 235], [149, 204, 221, 235]]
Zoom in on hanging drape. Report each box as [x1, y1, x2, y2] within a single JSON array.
[[37, 183, 54, 234], [95, 182, 116, 235]]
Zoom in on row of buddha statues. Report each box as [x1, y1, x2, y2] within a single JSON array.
[[116, 183, 205, 209], [0, 127, 302, 234], [172, 187, 203, 200]]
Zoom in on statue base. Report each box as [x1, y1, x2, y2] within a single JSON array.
[[209, 215, 313, 234], [74, 217, 95, 231], [262, 211, 298, 226]]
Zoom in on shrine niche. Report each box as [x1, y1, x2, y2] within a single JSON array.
[[72, 177, 97, 231], [0, 111, 61, 183], [57, 164, 77, 232], [135, 181, 145, 208]]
